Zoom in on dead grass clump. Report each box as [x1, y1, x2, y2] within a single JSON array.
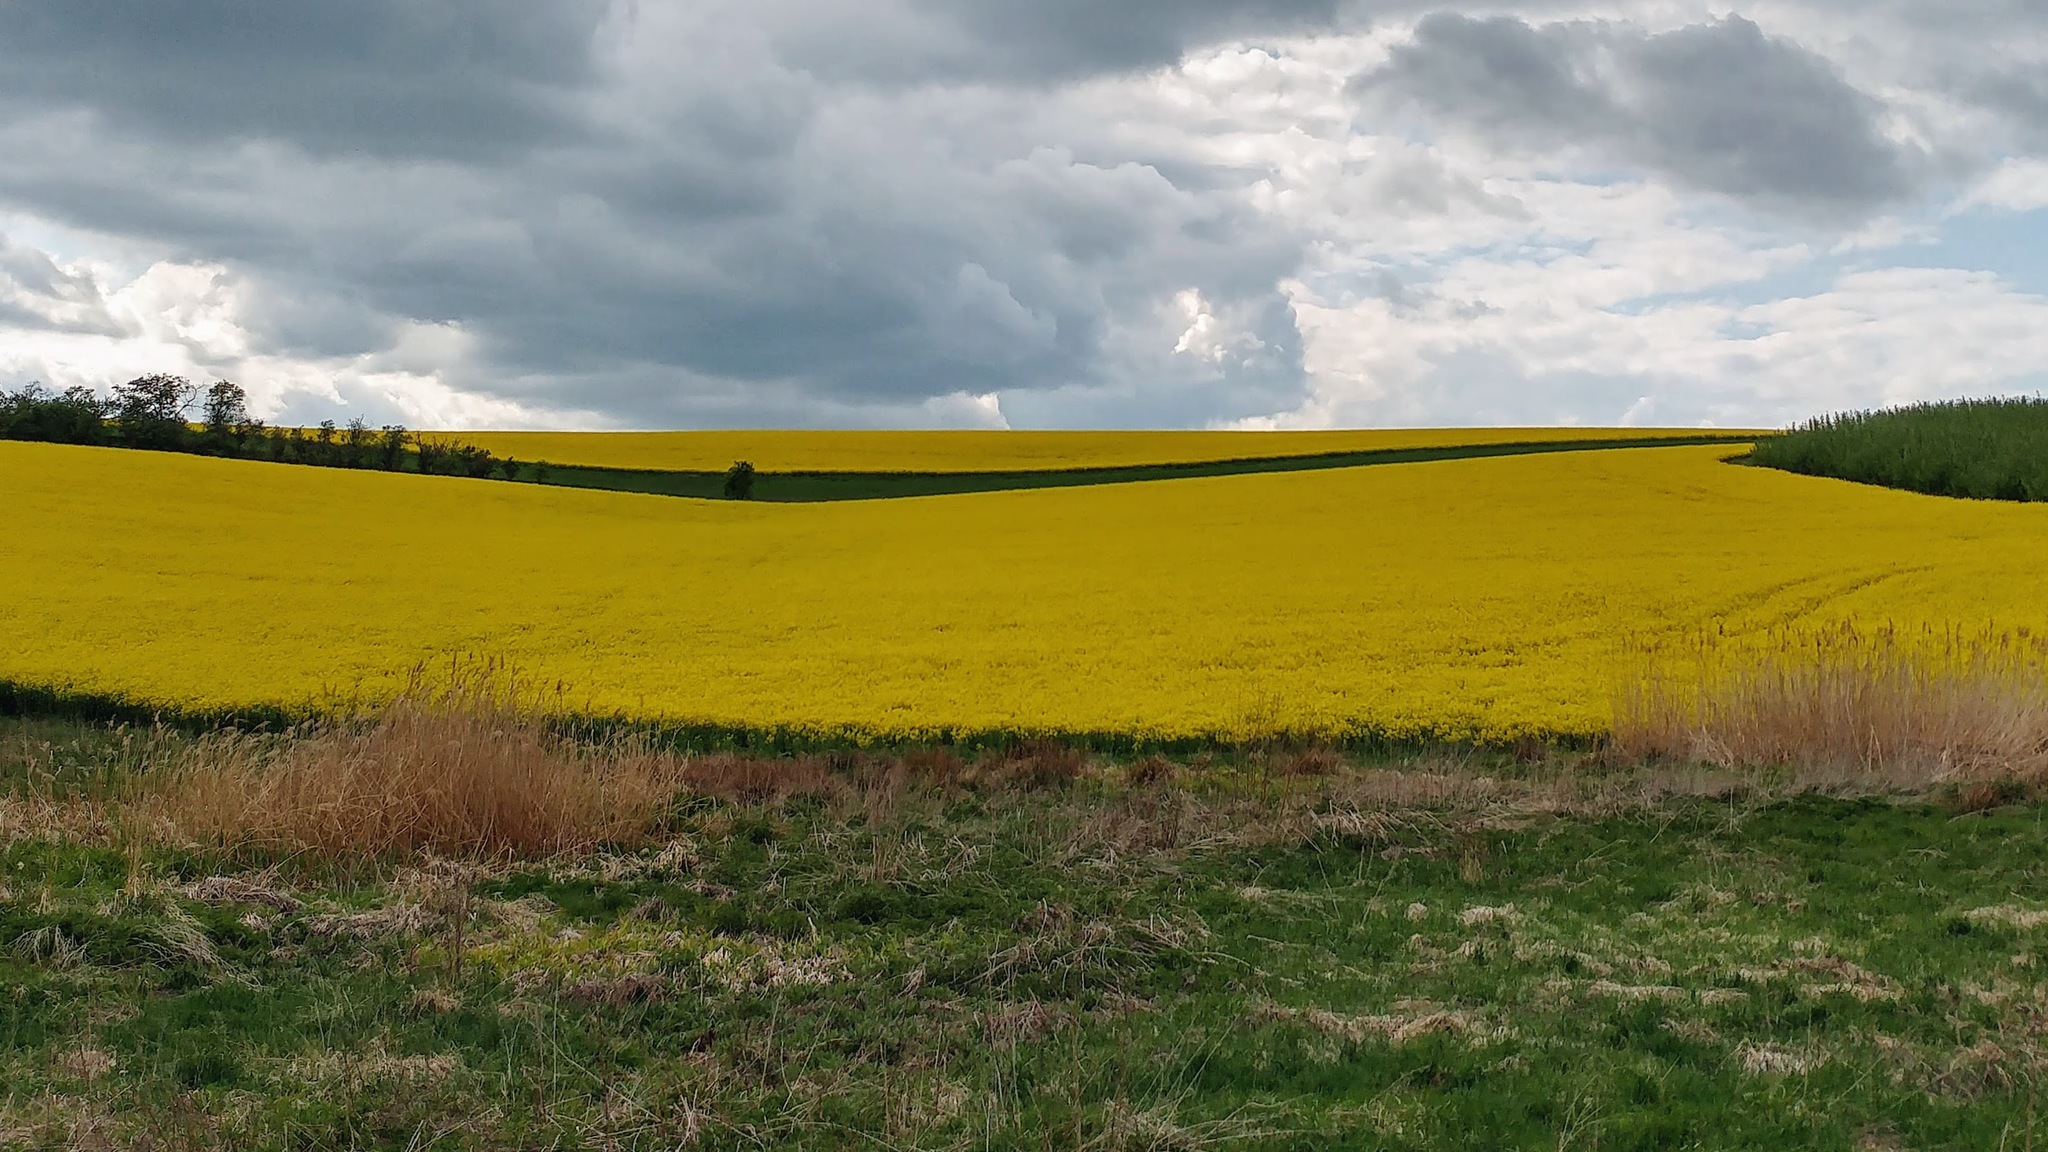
[[150, 682, 681, 859], [900, 746, 966, 787], [1260, 1000, 1494, 1047], [1736, 1041, 1825, 1077], [1125, 754, 1177, 787], [0, 795, 122, 848], [980, 1000, 1061, 1051], [1952, 777, 2032, 813], [985, 739, 1090, 791], [1612, 622, 2048, 782], [1271, 745, 1344, 777], [675, 752, 836, 804], [564, 972, 672, 1007], [183, 874, 302, 913]]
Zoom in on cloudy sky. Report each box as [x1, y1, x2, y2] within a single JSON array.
[[0, 1, 2043, 430]]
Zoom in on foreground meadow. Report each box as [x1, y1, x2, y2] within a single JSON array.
[[4, 707, 2047, 1151], [4, 440, 2047, 743]]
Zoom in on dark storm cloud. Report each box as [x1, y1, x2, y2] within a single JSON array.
[[0, 1, 2031, 429], [1973, 71, 2048, 152], [1355, 14, 1921, 212], [887, 0, 1347, 80], [0, 0, 1326, 426], [0, 0, 609, 159]]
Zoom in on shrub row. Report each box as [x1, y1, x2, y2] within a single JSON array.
[[0, 375, 779, 497], [0, 375, 528, 479], [1747, 397, 2048, 501]]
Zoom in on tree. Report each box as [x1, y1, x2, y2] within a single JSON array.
[[724, 460, 757, 500], [344, 418, 373, 467], [0, 384, 108, 445], [379, 425, 408, 471], [111, 373, 196, 449], [453, 444, 498, 479], [416, 437, 451, 474], [201, 380, 250, 449]]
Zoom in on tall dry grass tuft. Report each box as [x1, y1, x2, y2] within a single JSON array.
[[151, 676, 682, 858], [1612, 622, 2048, 781]]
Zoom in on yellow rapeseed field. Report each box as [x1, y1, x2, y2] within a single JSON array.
[[454, 427, 1742, 473], [5, 440, 2044, 742]]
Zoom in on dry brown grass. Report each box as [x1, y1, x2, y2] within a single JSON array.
[[128, 683, 1120, 860], [31, 623, 2048, 865], [1611, 622, 2048, 782], [147, 681, 683, 858]]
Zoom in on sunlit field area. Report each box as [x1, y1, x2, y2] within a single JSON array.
[[5, 439, 2045, 743]]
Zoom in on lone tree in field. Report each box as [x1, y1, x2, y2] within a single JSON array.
[[724, 460, 756, 499], [111, 373, 197, 450]]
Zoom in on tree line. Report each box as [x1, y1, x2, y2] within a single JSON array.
[[0, 374, 534, 481]]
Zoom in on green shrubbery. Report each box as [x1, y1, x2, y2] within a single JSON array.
[[0, 375, 530, 481], [1748, 397, 2048, 501], [723, 459, 756, 499], [0, 383, 111, 444]]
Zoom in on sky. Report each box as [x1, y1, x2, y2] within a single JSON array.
[[0, 1, 2043, 431]]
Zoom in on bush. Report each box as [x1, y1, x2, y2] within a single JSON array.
[[415, 437, 451, 474], [0, 384, 109, 444], [724, 460, 757, 500], [455, 444, 499, 479], [1747, 397, 2048, 501]]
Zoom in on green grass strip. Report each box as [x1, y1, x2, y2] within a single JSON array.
[[0, 678, 1585, 758], [525, 433, 1759, 502]]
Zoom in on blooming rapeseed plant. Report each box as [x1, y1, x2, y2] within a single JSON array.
[[6, 440, 2044, 743]]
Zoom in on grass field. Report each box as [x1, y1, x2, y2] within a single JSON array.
[[3, 713, 2046, 1150], [6, 439, 2047, 743], [457, 427, 1753, 474]]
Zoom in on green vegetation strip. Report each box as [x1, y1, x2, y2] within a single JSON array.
[[528, 433, 1759, 502], [0, 678, 1583, 757], [4, 718, 2045, 1149], [1747, 397, 2048, 502]]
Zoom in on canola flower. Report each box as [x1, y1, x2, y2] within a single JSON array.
[[452, 427, 1744, 474], [5, 440, 2046, 743]]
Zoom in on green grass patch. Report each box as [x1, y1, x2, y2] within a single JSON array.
[[526, 433, 1758, 502], [1746, 397, 2048, 501], [3, 716, 2047, 1148]]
